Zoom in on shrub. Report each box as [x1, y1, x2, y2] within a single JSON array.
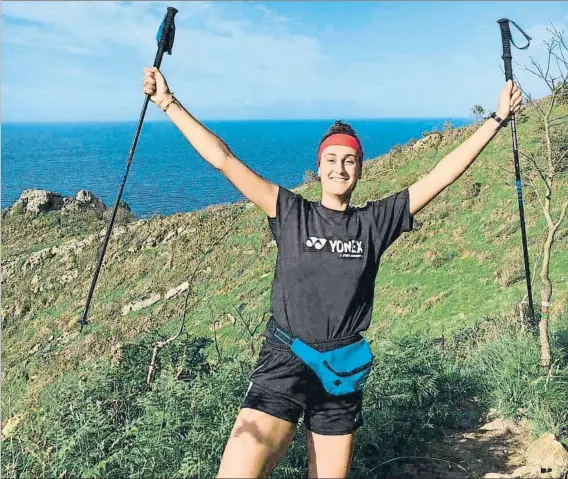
[[4, 322, 567, 478], [303, 169, 318, 184], [464, 327, 568, 438]]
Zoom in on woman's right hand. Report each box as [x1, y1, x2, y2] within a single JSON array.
[[143, 67, 172, 108]]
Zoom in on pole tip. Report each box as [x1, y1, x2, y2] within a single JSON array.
[[78, 314, 88, 331]]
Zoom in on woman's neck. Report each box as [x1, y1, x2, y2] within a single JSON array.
[[320, 191, 351, 211]]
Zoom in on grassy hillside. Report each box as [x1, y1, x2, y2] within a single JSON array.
[[2, 100, 567, 477]]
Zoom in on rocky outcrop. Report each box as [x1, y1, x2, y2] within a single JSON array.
[[526, 433, 568, 479], [9, 190, 64, 214], [6, 189, 130, 215], [61, 189, 107, 213], [165, 282, 189, 300], [121, 281, 194, 316], [121, 293, 162, 316], [412, 132, 443, 151]]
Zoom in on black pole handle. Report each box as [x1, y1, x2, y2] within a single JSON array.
[[154, 7, 178, 68], [497, 18, 532, 81], [497, 19, 514, 81]]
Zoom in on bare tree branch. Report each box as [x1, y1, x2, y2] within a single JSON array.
[[146, 208, 244, 384], [520, 151, 550, 188], [519, 224, 549, 318], [552, 148, 568, 170], [519, 22, 568, 369], [527, 175, 547, 213], [514, 71, 547, 116], [252, 311, 269, 337], [554, 195, 568, 230], [548, 26, 568, 75], [552, 56, 566, 86], [541, 40, 553, 82], [525, 57, 553, 91], [549, 115, 568, 126], [233, 306, 269, 355], [370, 456, 467, 474], [513, 73, 531, 102]]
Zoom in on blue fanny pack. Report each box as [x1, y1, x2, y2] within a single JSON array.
[[267, 318, 374, 396]]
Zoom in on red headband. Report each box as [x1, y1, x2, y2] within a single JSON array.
[[317, 134, 363, 167]]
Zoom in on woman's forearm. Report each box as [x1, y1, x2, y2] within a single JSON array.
[[433, 117, 503, 185], [165, 98, 232, 170]]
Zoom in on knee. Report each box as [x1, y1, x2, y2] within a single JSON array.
[[307, 430, 357, 479]]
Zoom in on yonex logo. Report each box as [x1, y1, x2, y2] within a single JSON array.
[[304, 236, 363, 258], [329, 239, 362, 254], [305, 236, 327, 249]]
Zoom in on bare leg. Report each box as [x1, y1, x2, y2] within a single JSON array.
[[217, 407, 298, 478], [307, 430, 357, 479]]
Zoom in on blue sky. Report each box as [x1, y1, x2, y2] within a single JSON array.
[[2, 1, 566, 122]]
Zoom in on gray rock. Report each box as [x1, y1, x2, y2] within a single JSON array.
[[11, 189, 64, 214], [121, 293, 161, 316], [75, 189, 105, 208], [62, 189, 107, 213], [7, 189, 114, 215], [165, 282, 189, 300], [526, 433, 568, 479], [511, 465, 541, 478]]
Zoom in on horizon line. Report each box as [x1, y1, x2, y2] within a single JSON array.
[[3, 116, 474, 125]]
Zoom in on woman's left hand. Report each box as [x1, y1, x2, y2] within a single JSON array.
[[497, 80, 523, 119]]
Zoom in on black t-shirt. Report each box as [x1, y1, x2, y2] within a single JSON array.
[[264, 185, 414, 343]]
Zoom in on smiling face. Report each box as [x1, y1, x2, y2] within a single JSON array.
[[318, 144, 362, 198]]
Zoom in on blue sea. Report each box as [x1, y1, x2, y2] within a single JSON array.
[[1, 118, 470, 218]]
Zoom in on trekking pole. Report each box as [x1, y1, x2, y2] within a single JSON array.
[[78, 7, 178, 331], [497, 18, 535, 324]]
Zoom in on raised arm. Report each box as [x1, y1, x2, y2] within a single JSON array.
[[408, 80, 522, 216], [143, 67, 279, 218]]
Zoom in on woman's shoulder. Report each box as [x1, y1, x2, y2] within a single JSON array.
[[275, 185, 312, 209]]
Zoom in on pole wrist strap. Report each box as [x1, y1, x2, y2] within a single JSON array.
[[490, 112, 509, 127]]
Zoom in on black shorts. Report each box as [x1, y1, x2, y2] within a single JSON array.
[[241, 336, 364, 436]]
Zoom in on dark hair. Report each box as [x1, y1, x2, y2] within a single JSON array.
[[320, 120, 359, 141], [318, 120, 364, 162]]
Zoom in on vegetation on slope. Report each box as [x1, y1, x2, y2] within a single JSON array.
[[2, 99, 567, 478]]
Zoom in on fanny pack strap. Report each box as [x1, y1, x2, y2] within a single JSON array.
[[266, 316, 294, 346]]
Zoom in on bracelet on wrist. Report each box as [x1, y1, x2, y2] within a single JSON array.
[[159, 94, 176, 112]]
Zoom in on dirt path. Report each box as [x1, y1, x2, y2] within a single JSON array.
[[370, 418, 533, 478]]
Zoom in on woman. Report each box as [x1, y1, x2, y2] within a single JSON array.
[[143, 67, 522, 478]]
